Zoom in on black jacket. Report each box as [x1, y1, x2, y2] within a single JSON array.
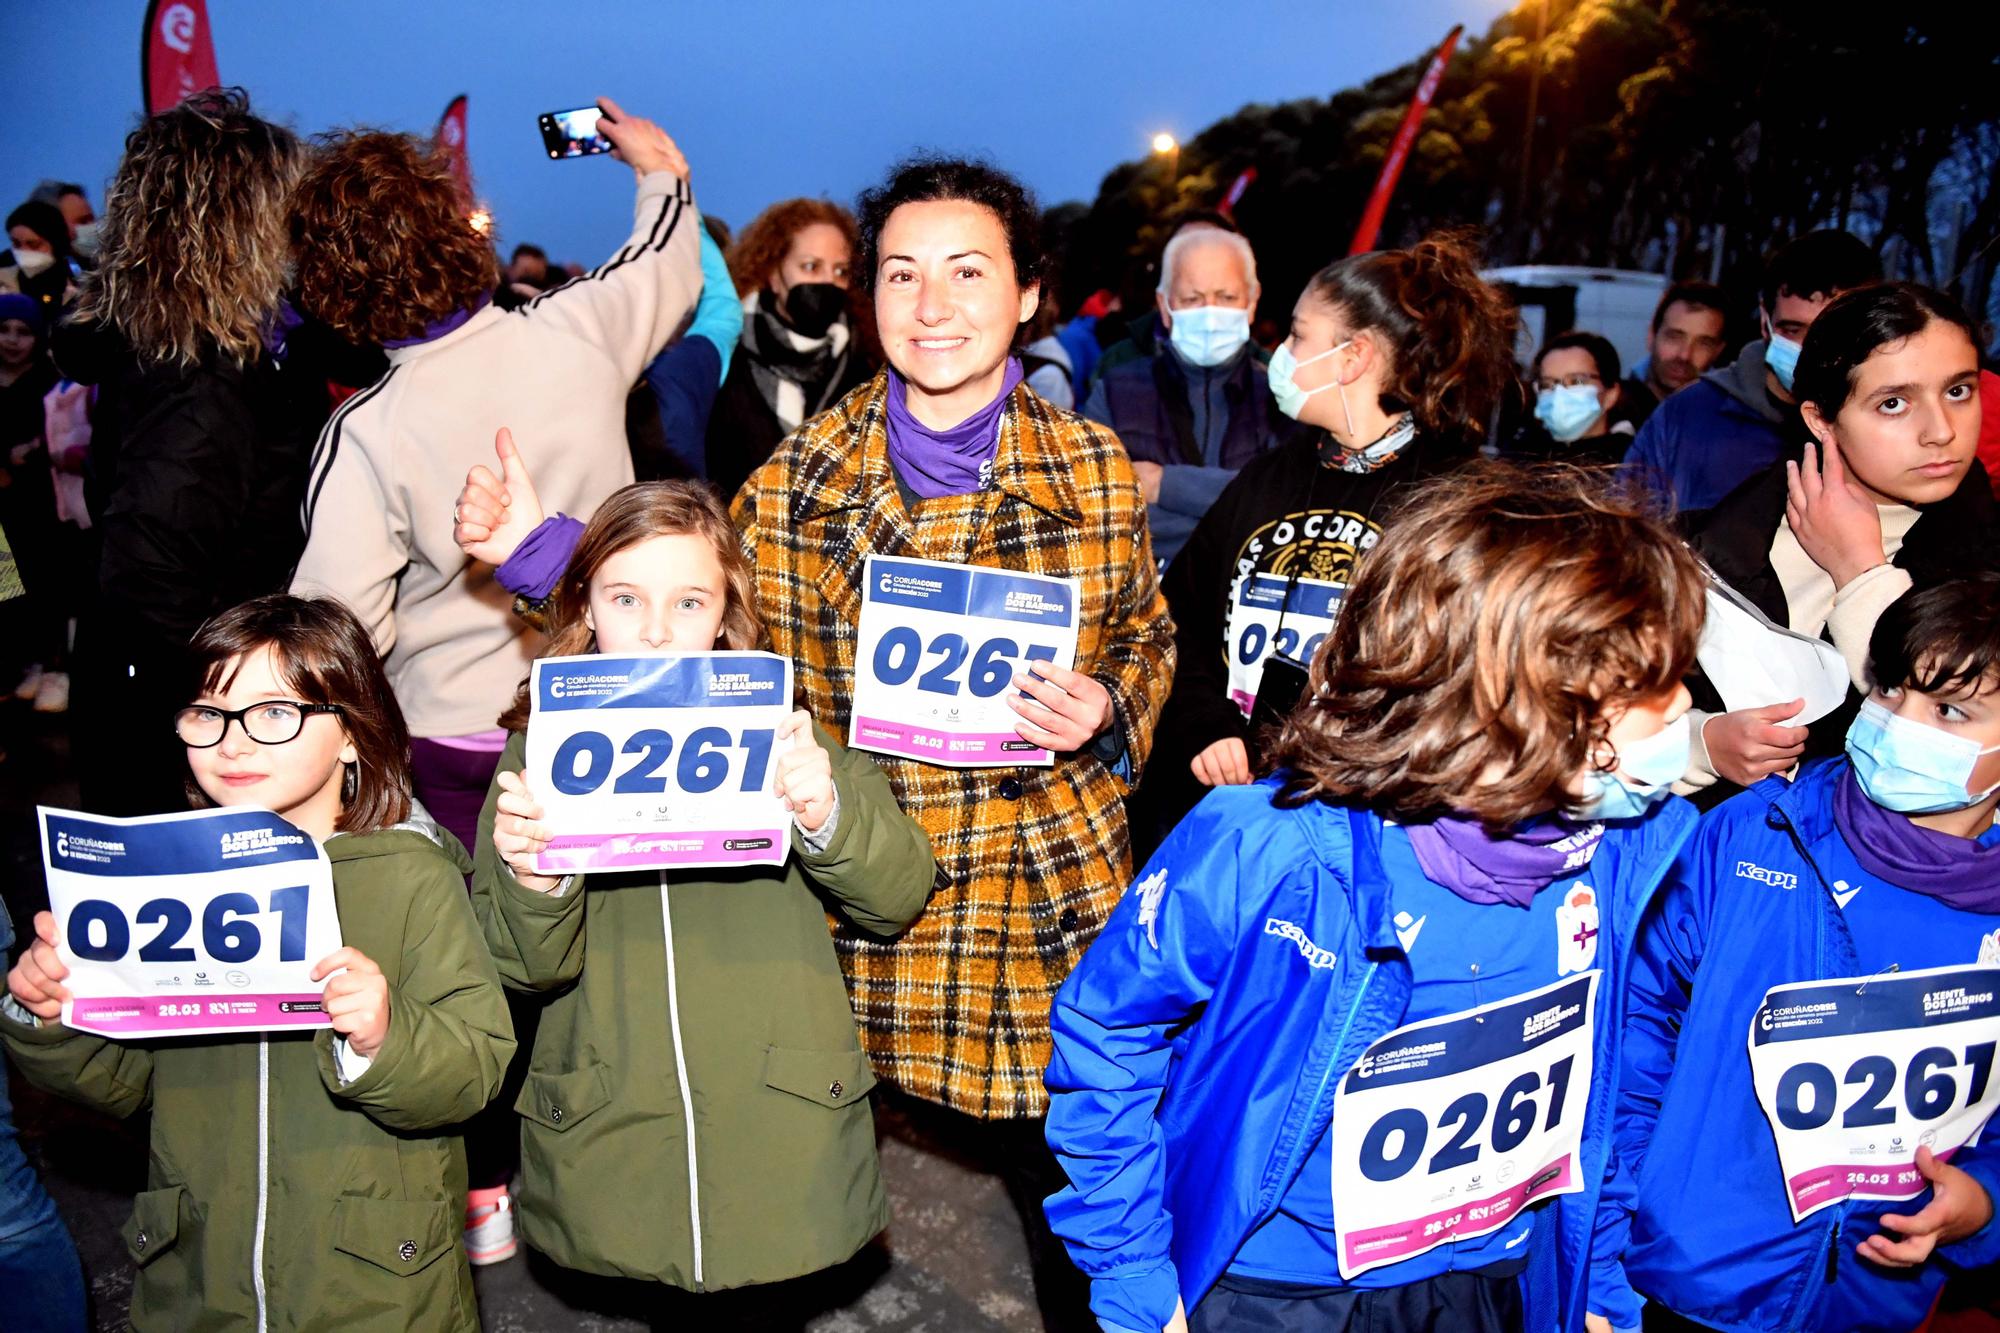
[[704, 340, 871, 504], [1129, 425, 1474, 851], [1685, 458, 1998, 802], [54, 319, 329, 814]]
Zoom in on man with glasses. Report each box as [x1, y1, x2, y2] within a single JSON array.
[[1510, 330, 1628, 466]]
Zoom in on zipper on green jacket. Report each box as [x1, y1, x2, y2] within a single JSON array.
[[657, 877, 704, 1286], [254, 1036, 270, 1333]]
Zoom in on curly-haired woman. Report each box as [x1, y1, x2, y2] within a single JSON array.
[[705, 197, 873, 499], [53, 88, 322, 817]]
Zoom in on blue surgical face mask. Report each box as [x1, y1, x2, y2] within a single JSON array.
[[1534, 384, 1605, 442], [1764, 321, 1804, 392], [1268, 339, 1349, 422], [1846, 698, 2000, 814], [1168, 305, 1252, 368], [1576, 713, 1691, 821]]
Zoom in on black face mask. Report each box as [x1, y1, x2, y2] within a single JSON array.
[[781, 282, 847, 338]]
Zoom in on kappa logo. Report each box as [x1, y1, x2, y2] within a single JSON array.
[[1134, 868, 1169, 951], [1831, 879, 1863, 911], [1979, 930, 2000, 967], [1264, 918, 1338, 971], [1393, 910, 1427, 954], [1556, 886, 1599, 976], [1736, 861, 1799, 891]]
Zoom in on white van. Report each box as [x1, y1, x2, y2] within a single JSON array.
[[1482, 266, 1668, 377]]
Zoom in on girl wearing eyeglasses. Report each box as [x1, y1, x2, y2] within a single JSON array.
[[3, 594, 514, 1332]]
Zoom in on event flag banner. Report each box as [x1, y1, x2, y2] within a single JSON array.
[[526, 651, 794, 875], [1748, 965, 2000, 1222], [142, 0, 221, 115], [435, 94, 473, 204], [849, 554, 1081, 768], [1224, 572, 1343, 720], [1330, 971, 1599, 1278], [39, 805, 339, 1040]]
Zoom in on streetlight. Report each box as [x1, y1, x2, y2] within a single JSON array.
[[1151, 132, 1178, 155], [1151, 131, 1180, 196]]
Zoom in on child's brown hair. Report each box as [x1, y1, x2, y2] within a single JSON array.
[[499, 482, 762, 731], [1266, 462, 1706, 828], [186, 594, 413, 832]]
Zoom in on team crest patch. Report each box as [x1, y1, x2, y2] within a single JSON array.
[[1134, 868, 1168, 950], [1556, 885, 1600, 975]]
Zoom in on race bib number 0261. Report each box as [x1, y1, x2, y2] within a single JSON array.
[[1224, 573, 1342, 720], [526, 652, 795, 875], [1329, 971, 1599, 1278], [40, 805, 340, 1040], [849, 554, 1080, 768], [1748, 964, 2000, 1222]]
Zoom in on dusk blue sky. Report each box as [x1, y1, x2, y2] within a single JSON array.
[[4, 0, 1509, 266]]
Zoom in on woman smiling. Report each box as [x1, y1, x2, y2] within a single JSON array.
[[731, 156, 1174, 1331]]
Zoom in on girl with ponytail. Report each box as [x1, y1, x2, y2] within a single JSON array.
[[1135, 230, 1520, 852]]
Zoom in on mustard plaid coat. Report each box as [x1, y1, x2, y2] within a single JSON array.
[[732, 371, 1175, 1118]]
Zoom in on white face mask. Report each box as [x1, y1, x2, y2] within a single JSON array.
[[12, 248, 55, 278]]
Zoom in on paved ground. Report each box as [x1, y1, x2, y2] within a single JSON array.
[[1, 712, 1043, 1332]]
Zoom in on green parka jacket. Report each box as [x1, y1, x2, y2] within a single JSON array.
[[1, 819, 515, 1332], [473, 726, 935, 1290]]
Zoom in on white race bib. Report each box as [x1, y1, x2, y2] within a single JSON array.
[[849, 554, 1080, 768], [1223, 573, 1342, 719], [1330, 971, 1599, 1278], [41, 805, 340, 1040], [527, 652, 794, 875], [1748, 965, 2000, 1222]]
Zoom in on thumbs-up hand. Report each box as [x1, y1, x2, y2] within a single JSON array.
[[454, 427, 548, 568]]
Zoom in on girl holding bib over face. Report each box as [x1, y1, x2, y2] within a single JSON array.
[[1042, 465, 1705, 1333]]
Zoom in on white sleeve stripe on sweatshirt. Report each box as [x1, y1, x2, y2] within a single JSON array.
[[301, 365, 402, 535], [519, 178, 690, 315]]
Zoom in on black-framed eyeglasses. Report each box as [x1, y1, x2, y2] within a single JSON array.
[[175, 701, 345, 748]]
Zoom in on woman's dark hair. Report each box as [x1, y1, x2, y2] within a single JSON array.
[[185, 595, 413, 833], [1304, 229, 1518, 438], [1265, 462, 1706, 830], [855, 156, 1044, 293], [1868, 573, 2000, 699], [1533, 330, 1620, 386], [1794, 281, 1978, 419], [5, 200, 71, 265]]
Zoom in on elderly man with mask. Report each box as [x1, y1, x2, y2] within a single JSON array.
[[1083, 226, 1283, 567]]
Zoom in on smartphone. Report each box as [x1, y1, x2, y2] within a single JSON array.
[[538, 106, 614, 160]]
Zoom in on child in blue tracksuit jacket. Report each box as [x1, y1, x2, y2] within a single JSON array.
[[1594, 575, 2000, 1333], [1045, 466, 1711, 1333]]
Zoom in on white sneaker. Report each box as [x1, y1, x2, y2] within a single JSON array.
[[464, 1189, 517, 1265], [32, 671, 68, 714], [13, 665, 41, 701]]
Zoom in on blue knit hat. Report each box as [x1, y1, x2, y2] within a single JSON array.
[[0, 291, 44, 335]]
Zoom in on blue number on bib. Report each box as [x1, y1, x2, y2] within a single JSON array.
[[136, 898, 197, 962]]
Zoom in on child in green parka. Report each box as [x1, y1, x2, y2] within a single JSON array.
[[3, 595, 515, 1331], [471, 480, 937, 1299]]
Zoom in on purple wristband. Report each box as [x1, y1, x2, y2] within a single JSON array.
[[496, 514, 586, 601]]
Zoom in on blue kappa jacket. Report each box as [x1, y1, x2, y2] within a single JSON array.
[[1044, 780, 1696, 1333], [1596, 760, 2000, 1333]]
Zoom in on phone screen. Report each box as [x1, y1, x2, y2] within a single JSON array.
[[539, 106, 613, 160]]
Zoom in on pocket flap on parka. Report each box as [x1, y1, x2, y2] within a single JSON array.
[[516, 1061, 613, 1132], [123, 1185, 184, 1267], [330, 1195, 455, 1275], [763, 1046, 877, 1109]]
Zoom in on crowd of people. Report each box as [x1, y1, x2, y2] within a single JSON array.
[[1, 85, 1999, 1333]]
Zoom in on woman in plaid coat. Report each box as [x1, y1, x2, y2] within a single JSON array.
[[733, 158, 1174, 1329]]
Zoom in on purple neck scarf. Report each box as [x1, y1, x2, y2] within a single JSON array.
[[883, 358, 1023, 500], [383, 291, 492, 350], [1405, 814, 1606, 909], [1832, 768, 2000, 910]]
